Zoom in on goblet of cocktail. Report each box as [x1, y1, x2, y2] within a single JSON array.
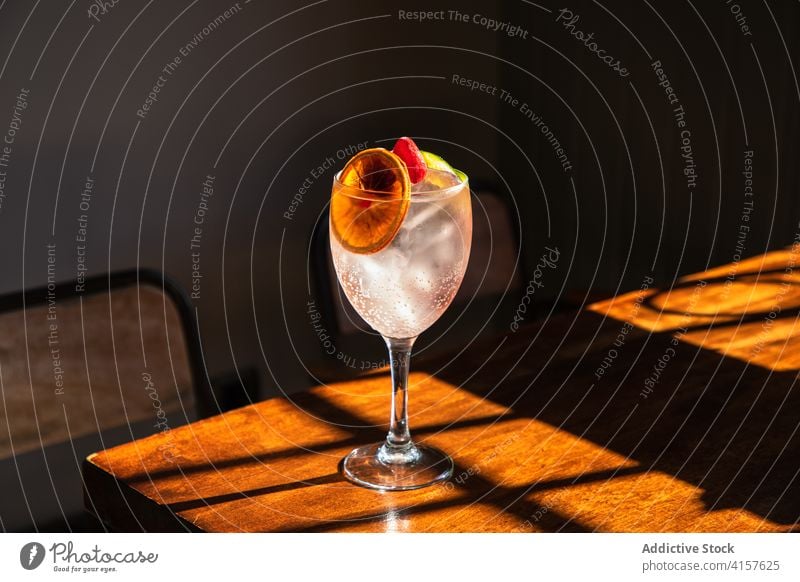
[[329, 138, 472, 490]]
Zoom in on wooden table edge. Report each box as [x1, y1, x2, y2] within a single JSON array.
[[82, 456, 201, 533]]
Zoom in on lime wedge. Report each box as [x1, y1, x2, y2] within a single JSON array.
[[420, 150, 467, 183]]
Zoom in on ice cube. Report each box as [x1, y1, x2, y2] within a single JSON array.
[[401, 203, 441, 231], [411, 168, 462, 194]]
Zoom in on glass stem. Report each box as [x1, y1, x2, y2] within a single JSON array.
[[384, 336, 417, 451]]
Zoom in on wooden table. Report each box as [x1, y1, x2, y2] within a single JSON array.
[[84, 248, 800, 532]]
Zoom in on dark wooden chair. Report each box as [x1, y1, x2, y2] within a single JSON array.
[[0, 270, 209, 531]]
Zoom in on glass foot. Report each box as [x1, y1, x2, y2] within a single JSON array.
[[342, 442, 454, 491]]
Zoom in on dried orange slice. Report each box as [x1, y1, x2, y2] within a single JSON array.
[[330, 148, 410, 254]]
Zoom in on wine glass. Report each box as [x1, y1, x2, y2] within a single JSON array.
[[329, 167, 472, 490]]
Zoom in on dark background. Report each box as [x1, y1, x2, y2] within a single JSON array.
[[0, 0, 797, 403]]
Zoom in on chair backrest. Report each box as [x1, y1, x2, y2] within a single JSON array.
[[0, 270, 206, 531]]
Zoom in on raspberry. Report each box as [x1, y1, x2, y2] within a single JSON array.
[[392, 136, 427, 184]]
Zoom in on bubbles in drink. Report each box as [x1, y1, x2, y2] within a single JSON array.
[[331, 170, 472, 339]]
